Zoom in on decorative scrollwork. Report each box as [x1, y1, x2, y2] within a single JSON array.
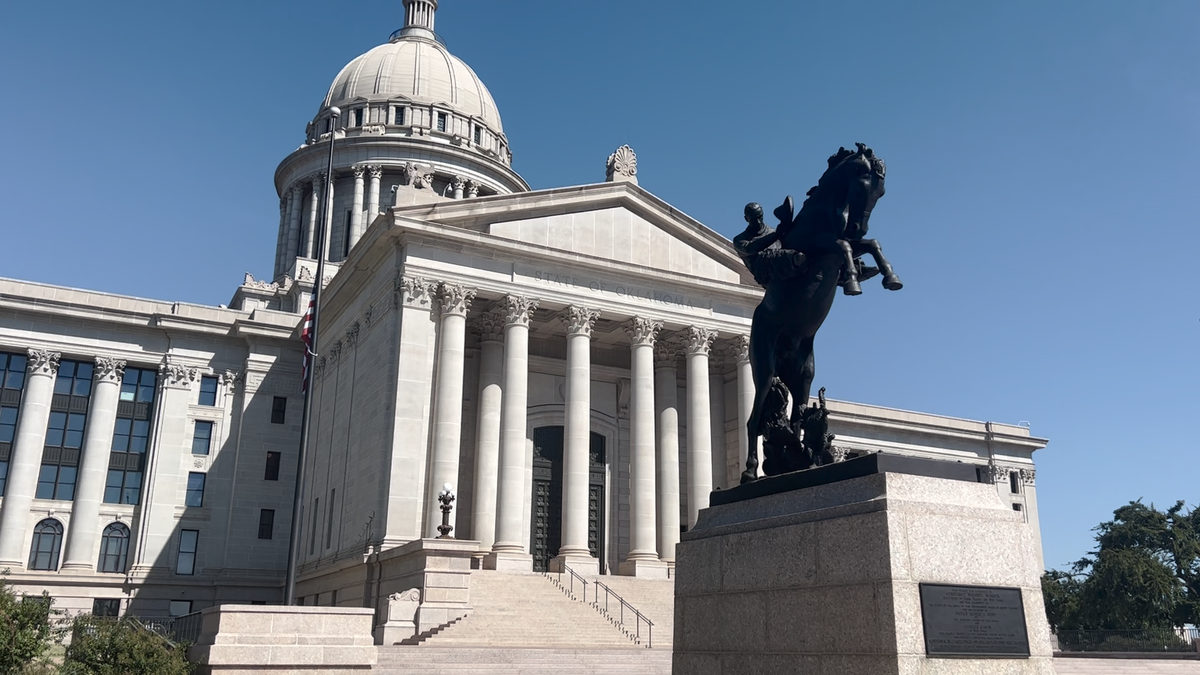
[[606, 145, 638, 182], [625, 317, 662, 347], [93, 357, 126, 384]]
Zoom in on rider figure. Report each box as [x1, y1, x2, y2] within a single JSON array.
[[733, 202, 807, 288]]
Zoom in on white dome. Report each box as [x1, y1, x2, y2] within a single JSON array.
[[321, 35, 504, 134]]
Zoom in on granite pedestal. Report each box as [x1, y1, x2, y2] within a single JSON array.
[[673, 454, 1056, 675]]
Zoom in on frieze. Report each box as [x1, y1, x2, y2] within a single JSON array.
[[980, 463, 1011, 484], [328, 341, 344, 366], [345, 322, 361, 347], [93, 356, 127, 384], [520, 264, 714, 312], [26, 349, 60, 377]]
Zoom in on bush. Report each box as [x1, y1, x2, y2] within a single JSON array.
[[61, 616, 194, 675], [0, 573, 63, 675]]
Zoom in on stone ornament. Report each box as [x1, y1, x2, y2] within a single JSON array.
[[159, 362, 199, 389], [315, 357, 327, 380], [562, 306, 600, 337], [401, 163, 434, 189], [625, 317, 662, 347], [395, 274, 435, 309], [465, 181, 480, 198], [328, 341, 344, 365], [93, 357, 127, 384], [474, 308, 506, 342], [352, 166, 365, 180], [345, 322, 361, 347], [501, 295, 538, 327], [362, 304, 375, 328], [26, 349, 61, 376], [367, 165, 383, 180], [684, 326, 718, 356], [731, 335, 751, 364], [606, 145, 638, 184], [452, 176, 467, 191], [653, 339, 678, 366], [437, 284, 476, 317], [1020, 468, 1036, 485], [981, 463, 1011, 484]]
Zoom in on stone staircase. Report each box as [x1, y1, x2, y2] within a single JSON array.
[[579, 574, 676, 648], [1053, 658, 1200, 674], [375, 647, 672, 674]]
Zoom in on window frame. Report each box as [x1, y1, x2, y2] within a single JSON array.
[[258, 509, 275, 540], [97, 522, 130, 574], [264, 451, 281, 481], [191, 420, 214, 456], [176, 530, 199, 575], [28, 518, 63, 571], [198, 376, 219, 406], [185, 472, 206, 507], [270, 397, 287, 425]]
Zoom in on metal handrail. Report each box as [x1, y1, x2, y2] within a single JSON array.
[[545, 564, 589, 603], [593, 580, 653, 649]]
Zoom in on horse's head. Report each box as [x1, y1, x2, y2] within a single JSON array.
[[808, 143, 886, 240]]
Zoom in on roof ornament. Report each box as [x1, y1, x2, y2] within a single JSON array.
[[606, 145, 638, 185]]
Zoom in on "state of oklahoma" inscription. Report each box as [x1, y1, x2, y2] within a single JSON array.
[[919, 583, 1030, 657]]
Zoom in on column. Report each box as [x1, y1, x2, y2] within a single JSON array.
[[349, 166, 365, 252], [305, 176, 321, 258], [285, 185, 303, 266], [0, 349, 59, 567], [425, 283, 475, 538], [273, 198, 287, 278], [620, 317, 667, 577], [485, 295, 538, 571], [684, 327, 716, 528], [452, 176, 466, 200], [61, 357, 125, 571], [322, 175, 336, 261], [470, 309, 505, 551], [734, 335, 758, 483], [466, 181, 479, 198], [653, 339, 680, 563], [709, 351, 728, 491], [553, 306, 600, 574], [366, 165, 382, 218]]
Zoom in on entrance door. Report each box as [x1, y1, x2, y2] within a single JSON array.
[[530, 426, 606, 573]]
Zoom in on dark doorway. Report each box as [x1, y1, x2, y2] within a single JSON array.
[[530, 426, 606, 573]]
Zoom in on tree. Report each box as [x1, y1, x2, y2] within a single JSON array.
[[62, 615, 194, 675], [0, 572, 63, 675]]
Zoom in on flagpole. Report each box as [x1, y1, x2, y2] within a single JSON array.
[[284, 106, 340, 606]]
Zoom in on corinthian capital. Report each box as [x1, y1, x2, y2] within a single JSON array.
[[26, 349, 61, 377], [352, 165, 366, 180], [94, 357, 127, 384], [731, 335, 750, 364], [394, 273, 435, 309], [452, 176, 468, 191], [474, 308, 506, 342], [500, 295, 538, 327], [653, 339, 678, 366], [437, 283, 477, 317], [562, 306, 600, 337], [159, 361, 199, 389], [625, 317, 662, 347], [220, 369, 242, 394], [367, 164, 383, 180], [684, 326, 718, 356]]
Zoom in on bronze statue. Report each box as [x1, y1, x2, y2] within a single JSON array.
[[736, 144, 901, 484]]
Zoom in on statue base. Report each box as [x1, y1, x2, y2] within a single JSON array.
[[673, 454, 1056, 674]]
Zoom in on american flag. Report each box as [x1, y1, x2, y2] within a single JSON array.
[[301, 297, 315, 393]]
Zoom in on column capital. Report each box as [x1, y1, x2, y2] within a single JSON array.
[[466, 181, 480, 198], [625, 317, 662, 347], [26, 349, 60, 377], [474, 308, 506, 342], [220, 369, 242, 395], [684, 326, 718, 356], [290, 183, 305, 197], [159, 361, 199, 390], [352, 165, 366, 179], [653, 339, 679, 367], [452, 175, 468, 191], [500, 295, 538, 328], [437, 283, 477, 317], [93, 357, 127, 384], [367, 164, 384, 180], [561, 306, 600, 337], [731, 334, 750, 364], [394, 273, 436, 309], [1020, 468, 1036, 486], [311, 172, 326, 188], [345, 322, 361, 348]]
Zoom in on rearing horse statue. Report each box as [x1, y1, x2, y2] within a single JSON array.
[[734, 144, 901, 484]]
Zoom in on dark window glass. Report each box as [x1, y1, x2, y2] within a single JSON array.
[[264, 452, 281, 481], [98, 522, 130, 573], [436, 112, 447, 132], [271, 397, 287, 425], [1, 352, 28, 390], [473, 127, 482, 144], [92, 599, 121, 617], [0, 406, 17, 444], [104, 470, 142, 505], [119, 367, 156, 403], [394, 107, 405, 125], [309, 498, 319, 555], [185, 472, 205, 507], [1009, 472, 1020, 494], [107, 367, 155, 505], [0, 460, 8, 496], [353, 108, 363, 127], [1013, 503, 1023, 512], [192, 421, 213, 455], [169, 600, 192, 617], [28, 518, 63, 571], [258, 509, 275, 539], [343, 210, 352, 257], [198, 376, 218, 406], [176, 530, 198, 575], [54, 360, 93, 397], [325, 489, 335, 549], [36, 464, 76, 501]]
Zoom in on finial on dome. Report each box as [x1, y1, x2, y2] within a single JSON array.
[[402, 0, 438, 36]]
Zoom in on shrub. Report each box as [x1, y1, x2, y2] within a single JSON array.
[[61, 616, 194, 675], [0, 573, 63, 675]]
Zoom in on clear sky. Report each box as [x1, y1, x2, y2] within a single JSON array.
[[1, 1, 1196, 572]]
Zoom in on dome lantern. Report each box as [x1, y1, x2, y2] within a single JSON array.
[[400, 0, 438, 40]]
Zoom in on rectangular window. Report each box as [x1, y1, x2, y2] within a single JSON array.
[[343, 210, 352, 258], [1012, 503, 1023, 512], [353, 108, 363, 127], [0, 460, 8, 497], [104, 469, 143, 505], [39, 360, 91, 501], [436, 112, 447, 132], [258, 509, 275, 540], [271, 397, 287, 424], [185, 472, 205, 507], [92, 599, 121, 617], [169, 600, 193, 617], [309, 498, 319, 555], [0, 352, 27, 492], [473, 126, 482, 144], [393, 106, 405, 125], [325, 489, 336, 550], [264, 451, 281, 481], [176, 530, 198, 575], [192, 420, 213, 455], [1009, 471, 1021, 494], [36, 464, 77, 501], [106, 367, 156, 505], [198, 376, 218, 406]]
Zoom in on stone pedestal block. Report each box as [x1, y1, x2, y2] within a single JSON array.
[[188, 605, 377, 674], [619, 557, 671, 579], [550, 553, 600, 576], [673, 457, 1056, 675], [483, 549, 533, 573]]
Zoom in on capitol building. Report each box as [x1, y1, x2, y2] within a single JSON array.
[[0, 0, 1047, 631]]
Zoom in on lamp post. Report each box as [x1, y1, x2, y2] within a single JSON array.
[[284, 106, 340, 606], [436, 484, 456, 539]]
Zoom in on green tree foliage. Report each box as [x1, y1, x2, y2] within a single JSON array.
[[1044, 500, 1200, 630], [0, 573, 63, 675], [61, 616, 194, 675]]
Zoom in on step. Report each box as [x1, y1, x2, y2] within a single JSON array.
[[375, 646, 672, 675]]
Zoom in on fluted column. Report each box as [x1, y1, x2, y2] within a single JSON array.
[[0, 349, 60, 567], [486, 295, 538, 572], [285, 185, 304, 265], [305, 176, 321, 258], [734, 335, 757, 481], [620, 317, 666, 577], [709, 351, 728, 491], [653, 339, 681, 563], [685, 327, 717, 528], [61, 357, 125, 571], [366, 165, 382, 218], [349, 167, 366, 253], [425, 283, 476, 538], [471, 309, 505, 551], [553, 306, 600, 573], [273, 198, 288, 277], [452, 176, 466, 200]]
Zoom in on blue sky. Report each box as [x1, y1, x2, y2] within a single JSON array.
[[1, 1, 1197, 571]]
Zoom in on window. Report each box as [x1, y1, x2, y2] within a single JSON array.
[[176, 530, 198, 575], [343, 210, 352, 258], [250, 600, 267, 606], [1009, 471, 1021, 494], [393, 106, 405, 125], [353, 108, 363, 127], [54, 360, 93, 398], [98, 523, 130, 573], [309, 498, 319, 555], [436, 112, 447, 132], [28, 518, 63, 571], [325, 489, 335, 550], [0, 352, 27, 497], [92, 599, 121, 617], [198, 376, 218, 406], [264, 451, 281, 481], [473, 126, 482, 144], [169, 600, 193, 617], [191, 421, 213, 455], [107, 367, 156, 505], [271, 397, 287, 424], [324, 118, 332, 133], [39, 359, 91, 501], [1012, 503, 1023, 512], [0, 460, 8, 497], [185, 472, 205, 507], [258, 509, 275, 540]]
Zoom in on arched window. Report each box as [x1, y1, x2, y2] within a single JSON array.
[[28, 519, 63, 571], [98, 522, 130, 573]]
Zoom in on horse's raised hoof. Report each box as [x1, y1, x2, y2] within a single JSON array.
[[883, 275, 903, 291], [842, 279, 862, 296]]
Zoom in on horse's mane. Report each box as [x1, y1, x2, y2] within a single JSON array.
[[805, 143, 883, 197]]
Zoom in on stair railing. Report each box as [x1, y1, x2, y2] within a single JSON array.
[[593, 580, 653, 649], [545, 563, 589, 602]]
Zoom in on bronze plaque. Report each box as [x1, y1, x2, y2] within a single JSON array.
[[919, 583, 1030, 657]]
